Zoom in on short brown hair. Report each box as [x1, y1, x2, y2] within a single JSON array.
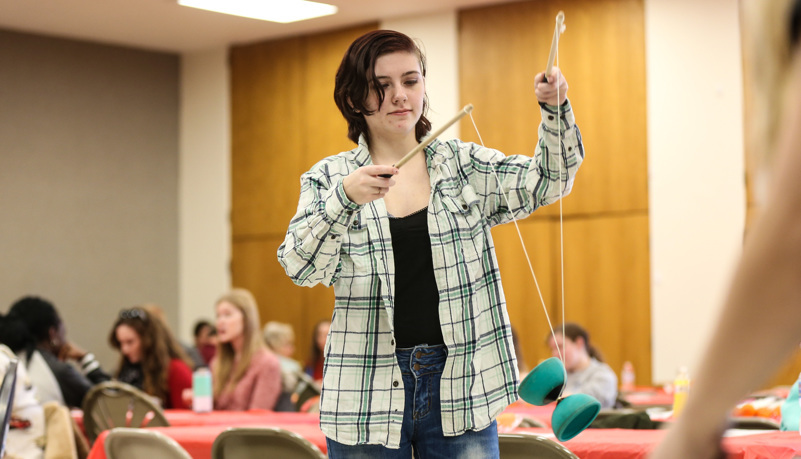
[[334, 29, 432, 145]]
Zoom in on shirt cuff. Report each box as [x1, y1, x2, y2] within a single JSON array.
[[325, 181, 361, 234], [80, 353, 100, 374]]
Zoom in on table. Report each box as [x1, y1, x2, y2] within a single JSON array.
[[619, 387, 674, 409], [73, 409, 320, 432], [513, 427, 801, 458], [86, 423, 327, 459]]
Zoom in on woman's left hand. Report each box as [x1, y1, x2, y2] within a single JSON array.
[[534, 67, 568, 106]]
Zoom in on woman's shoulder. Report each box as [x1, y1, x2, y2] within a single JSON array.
[[251, 348, 281, 369], [168, 357, 192, 374]]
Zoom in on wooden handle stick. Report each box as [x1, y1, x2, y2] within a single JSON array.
[[544, 11, 565, 82], [394, 104, 474, 169]]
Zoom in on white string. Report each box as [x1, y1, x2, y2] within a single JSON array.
[[465, 21, 567, 367]]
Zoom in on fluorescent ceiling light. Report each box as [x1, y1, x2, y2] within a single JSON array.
[[179, 0, 338, 24]]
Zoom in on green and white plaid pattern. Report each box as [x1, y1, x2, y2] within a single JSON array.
[[278, 102, 583, 448]]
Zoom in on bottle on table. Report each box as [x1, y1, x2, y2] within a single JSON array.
[[621, 361, 635, 392], [672, 366, 691, 418], [192, 367, 213, 413]]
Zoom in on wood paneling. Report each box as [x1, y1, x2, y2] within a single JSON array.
[[459, 0, 648, 217], [230, 24, 377, 366], [460, 0, 652, 384]]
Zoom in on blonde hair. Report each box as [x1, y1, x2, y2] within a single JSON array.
[[746, 0, 797, 172], [263, 321, 295, 351], [212, 288, 266, 397]]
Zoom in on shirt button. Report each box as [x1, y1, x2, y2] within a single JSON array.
[[548, 115, 555, 120], [390, 339, 395, 346], [414, 363, 420, 371], [329, 234, 336, 240], [415, 351, 422, 359], [393, 380, 399, 387]]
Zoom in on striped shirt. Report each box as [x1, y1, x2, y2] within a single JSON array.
[[277, 102, 584, 448]]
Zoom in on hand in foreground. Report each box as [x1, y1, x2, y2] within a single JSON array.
[[343, 165, 399, 205], [534, 67, 568, 106], [649, 422, 725, 459]]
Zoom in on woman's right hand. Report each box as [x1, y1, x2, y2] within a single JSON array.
[[342, 165, 399, 205]]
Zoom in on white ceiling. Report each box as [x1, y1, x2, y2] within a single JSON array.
[[0, 0, 513, 53]]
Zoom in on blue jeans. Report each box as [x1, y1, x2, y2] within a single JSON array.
[[326, 344, 499, 459]]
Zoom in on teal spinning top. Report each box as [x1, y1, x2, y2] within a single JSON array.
[[518, 357, 601, 441]]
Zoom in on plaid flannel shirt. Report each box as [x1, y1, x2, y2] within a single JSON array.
[[277, 102, 584, 448]]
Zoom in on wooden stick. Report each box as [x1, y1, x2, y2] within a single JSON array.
[[394, 104, 474, 169], [544, 11, 565, 82]]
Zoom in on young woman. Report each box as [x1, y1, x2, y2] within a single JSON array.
[[8, 295, 110, 408], [652, 0, 801, 456], [109, 306, 192, 409], [278, 29, 583, 456], [211, 289, 282, 411], [303, 319, 329, 382], [546, 323, 617, 408]]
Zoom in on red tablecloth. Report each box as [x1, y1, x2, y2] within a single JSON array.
[[620, 387, 674, 408], [86, 423, 327, 459], [514, 427, 801, 459], [73, 409, 319, 432]]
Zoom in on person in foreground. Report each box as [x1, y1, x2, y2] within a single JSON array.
[[651, 0, 801, 456], [278, 29, 584, 457], [547, 323, 618, 408]]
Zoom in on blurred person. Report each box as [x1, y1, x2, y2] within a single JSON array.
[[141, 303, 205, 369], [263, 321, 303, 387], [0, 343, 45, 459], [546, 323, 617, 408], [193, 320, 217, 366], [109, 306, 193, 409], [652, 0, 801, 456], [8, 295, 110, 408], [212, 289, 282, 410], [304, 319, 330, 383]]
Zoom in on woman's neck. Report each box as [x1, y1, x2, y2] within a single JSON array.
[[369, 132, 419, 165], [231, 335, 245, 356]]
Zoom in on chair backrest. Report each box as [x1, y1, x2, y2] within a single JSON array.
[[211, 427, 326, 459], [81, 381, 169, 443], [499, 433, 578, 459], [104, 427, 191, 459], [0, 360, 18, 459], [293, 372, 321, 412]]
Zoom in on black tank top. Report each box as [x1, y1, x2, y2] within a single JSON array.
[[388, 207, 444, 347]]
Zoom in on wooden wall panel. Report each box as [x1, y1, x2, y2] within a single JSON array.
[[491, 220, 557, 371], [459, 0, 648, 217], [461, 0, 652, 385], [230, 38, 306, 237], [231, 24, 377, 366], [560, 214, 652, 385]]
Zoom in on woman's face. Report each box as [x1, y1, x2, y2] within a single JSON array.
[[547, 333, 582, 372], [215, 301, 244, 344], [315, 321, 330, 351], [116, 324, 142, 364], [363, 51, 425, 142]]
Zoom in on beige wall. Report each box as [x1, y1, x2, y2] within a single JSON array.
[[645, 0, 745, 383], [178, 49, 231, 342], [0, 29, 180, 369]]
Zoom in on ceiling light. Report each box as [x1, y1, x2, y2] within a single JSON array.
[[178, 0, 338, 24]]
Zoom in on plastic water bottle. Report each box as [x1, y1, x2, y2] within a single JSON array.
[[192, 367, 213, 413], [672, 366, 691, 418], [621, 361, 635, 392]]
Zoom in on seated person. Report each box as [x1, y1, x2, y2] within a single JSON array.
[[0, 343, 45, 459], [109, 306, 193, 409], [546, 322, 618, 408], [8, 296, 111, 408], [304, 319, 330, 383], [193, 320, 217, 366], [212, 289, 281, 410]]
